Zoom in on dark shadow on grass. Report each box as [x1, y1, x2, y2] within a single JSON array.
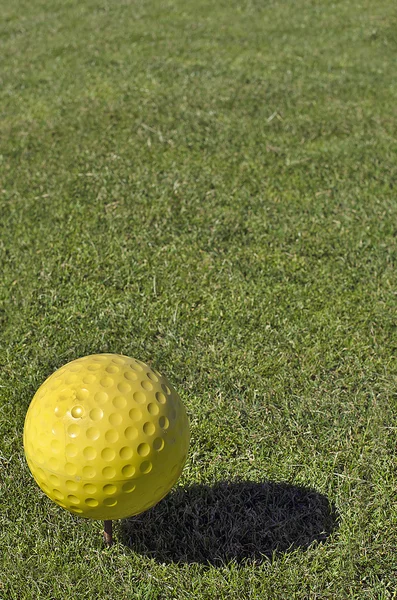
[[120, 480, 338, 565]]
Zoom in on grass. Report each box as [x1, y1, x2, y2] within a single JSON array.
[[0, 0, 396, 597]]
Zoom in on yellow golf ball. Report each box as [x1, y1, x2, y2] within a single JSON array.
[[23, 354, 190, 520]]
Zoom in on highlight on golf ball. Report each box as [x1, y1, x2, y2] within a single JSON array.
[[23, 354, 190, 520]]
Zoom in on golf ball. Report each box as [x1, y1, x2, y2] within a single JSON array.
[[23, 354, 190, 520]]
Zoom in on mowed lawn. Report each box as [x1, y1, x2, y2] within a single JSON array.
[[1, 0, 396, 597]]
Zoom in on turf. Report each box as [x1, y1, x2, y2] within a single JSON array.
[[0, 0, 396, 597]]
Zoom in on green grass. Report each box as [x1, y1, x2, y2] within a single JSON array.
[[1, 0, 397, 597]]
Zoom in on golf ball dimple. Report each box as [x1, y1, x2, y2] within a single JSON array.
[[23, 354, 190, 520]]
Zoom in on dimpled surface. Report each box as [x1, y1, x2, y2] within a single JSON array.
[[23, 354, 190, 520]]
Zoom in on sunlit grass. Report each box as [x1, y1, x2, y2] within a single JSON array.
[[1, 0, 396, 597]]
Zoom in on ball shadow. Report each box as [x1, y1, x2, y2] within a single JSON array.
[[120, 480, 338, 565]]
